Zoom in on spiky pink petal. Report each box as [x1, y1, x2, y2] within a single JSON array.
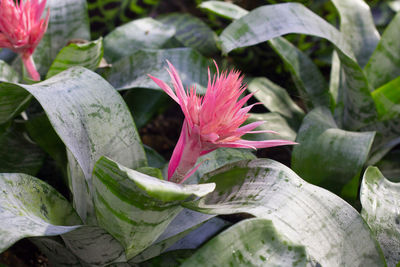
[[0, 0, 49, 80], [149, 61, 297, 183]]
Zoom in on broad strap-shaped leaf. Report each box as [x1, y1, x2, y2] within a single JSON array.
[[2, 67, 147, 222], [371, 76, 400, 120], [181, 218, 308, 266], [199, 1, 248, 20], [103, 18, 176, 63], [365, 12, 400, 89], [46, 38, 104, 79], [157, 13, 219, 56], [247, 77, 304, 128], [0, 123, 45, 176], [184, 159, 386, 266], [331, 0, 380, 68], [34, 0, 90, 75], [360, 166, 400, 266], [92, 156, 215, 259], [219, 3, 377, 130], [0, 83, 31, 124], [375, 150, 400, 181], [0, 173, 81, 252], [244, 113, 297, 142], [0, 60, 19, 83], [200, 2, 331, 111], [102, 48, 211, 93], [143, 145, 166, 169], [187, 147, 256, 184], [268, 37, 332, 109], [61, 225, 126, 265], [131, 209, 224, 263], [291, 107, 375, 201]]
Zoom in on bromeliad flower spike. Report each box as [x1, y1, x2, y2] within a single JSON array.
[[149, 61, 297, 184], [0, 0, 49, 81]]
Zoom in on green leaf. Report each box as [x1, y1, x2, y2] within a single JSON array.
[[371, 76, 400, 120], [123, 88, 170, 129], [25, 114, 67, 177], [375, 150, 400, 181], [365, 12, 400, 89], [0, 83, 31, 124], [331, 0, 380, 68], [187, 147, 256, 184], [102, 48, 211, 93], [247, 77, 304, 128], [219, 3, 377, 130], [184, 159, 386, 266], [2, 67, 147, 222], [46, 38, 104, 79], [199, 1, 248, 20], [268, 37, 332, 109], [0, 60, 19, 83], [181, 218, 308, 266], [291, 107, 375, 201], [92, 156, 215, 259], [31, 237, 82, 267], [360, 166, 400, 266], [0, 123, 45, 176], [157, 13, 218, 56], [61, 226, 126, 265], [34, 0, 90, 75], [131, 209, 223, 263], [0, 173, 81, 252], [103, 18, 176, 63], [133, 250, 194, 267], [244, 113, 297, 142], [143, 145, 166, 169]]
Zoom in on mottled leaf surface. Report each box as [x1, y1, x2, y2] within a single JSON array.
[[92, 156, 215, 259], [34, 0, 90, 75], [220, 3, 376, 130], [181, 218, 308, 267], [46, 38, 104, 78], [102, 48, 211, 93], [184, 159, 386, 266], [247, 77, 304, 128], [361, 167, 400, 266], [0, 173, 81, 252], [2, 67, 146, 222], [158, 13, 218, 56], [291, 107, 375, 201], [104, 18, 175, 63]]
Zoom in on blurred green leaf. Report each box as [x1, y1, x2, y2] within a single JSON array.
[[104, 18, 175, 63], [291, 107, 375, 201], [247, 77, 304, 128], [158, 13, 218, 56], [103, 48, 211, 93], [0, 60, 19, 83], [199, 1, 248, 20], [365, 12, 400, 89]]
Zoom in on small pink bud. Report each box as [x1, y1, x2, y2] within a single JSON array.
[[149, 61, 297, 183], [0, 0, 49, 81]]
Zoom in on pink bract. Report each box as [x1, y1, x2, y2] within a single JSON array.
[[149, 61, 297, 183], [0, 0, 49, 81]]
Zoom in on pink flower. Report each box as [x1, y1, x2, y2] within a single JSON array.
[[0, 0, 49, 81], [149, 61, 296, 183]]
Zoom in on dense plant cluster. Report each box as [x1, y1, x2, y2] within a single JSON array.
[[0, 0, 399, 266]]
